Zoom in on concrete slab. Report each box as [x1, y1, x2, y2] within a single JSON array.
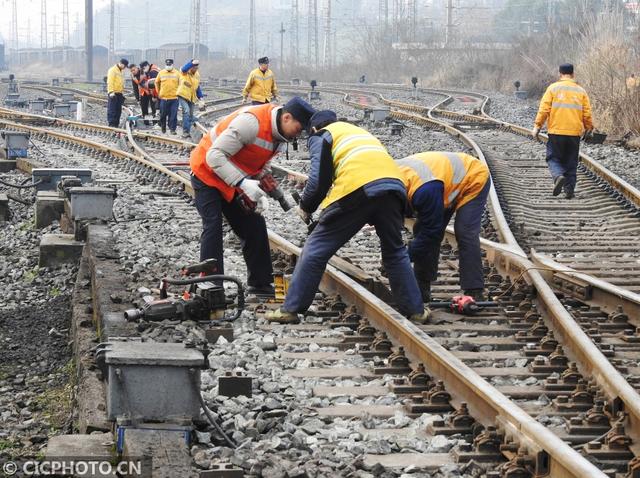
[[39, 233, 84, 267], [0, 193, 8, 221], [287, 367, 375, 379], [313, 385, 389, 397], [316, 405, 404, 418], [123, 428, 196, 478], [46, 433, 115, 477], [35, 191, 65, 228], [0, 159, 16, 171], [363, 453, 454, 470]]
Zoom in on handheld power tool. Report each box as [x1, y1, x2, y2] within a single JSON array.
[[124, 259, 245, 323], [428, 295, 497, 316], [234, 173, 292, 214]]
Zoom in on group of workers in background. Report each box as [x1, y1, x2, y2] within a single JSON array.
[[113, 56, 594, 324], [106, 57, 204, 137]]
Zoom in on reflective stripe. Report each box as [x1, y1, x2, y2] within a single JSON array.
[[253, 137, 274, 150], [448, 190, 460, 203], [398, 157, 436, 183], [333, 134, 373, 156], [550, 85, 585, 94], [335, 145, 387, 174], [445, 152, 467, 184], [552, 102, 583, 110], [254, 75, 273, 81]]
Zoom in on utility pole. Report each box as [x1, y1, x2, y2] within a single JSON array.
[[193, 0, 201, 58], [85, 0, 93, 81], [379, 0, 388, 32], [249, 0, 256, 61], [307, 0, 318, 69], [279, 22, 285, 70], [445, 0, 454, 46], [109, 0, 114, 65], [40, 0, 47, 49], [322, 0, 331, 69], [408, 0, 417, 41], [63, 0, 70, 45], [290, 0, 299, 68], [202, 0, 208, 52], [144, 0, 150, 49]]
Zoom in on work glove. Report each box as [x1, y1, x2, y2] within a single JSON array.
[[295, 206, 311, 224], [532, 127, 540, 140], [238, 178, 266, 203], [241, 97, 247, 105], [109, 92, 115, 98], [582, 129, 593, 140], [197, 100, 206, 110], [254, 196, 270, 215]]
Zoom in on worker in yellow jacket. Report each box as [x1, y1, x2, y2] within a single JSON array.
[[106, 58, 129, 127], [155, 59, 180, 134], [397, 152, 490, 302], [533, 63, 593, 199], [177, 59, 204, 138], [266, 110, 429, 324], [242, 57, 279, 105]]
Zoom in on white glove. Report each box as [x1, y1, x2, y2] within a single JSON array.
[[532, 127, 540, 140], [239, 178, 266, 202], [295, 206, 310, 224], [254, 196, 270, 215], [241, 97, 247, 104], [109, 92, 115, 98]]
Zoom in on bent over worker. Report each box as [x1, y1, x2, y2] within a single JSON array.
[[533, 63, 593, 199], [106, 58, 128, 127], [266, 110, 429, 324], [189, 97, 315, 296], [397, 152, 490, 302], [242, 57, 279, 105]]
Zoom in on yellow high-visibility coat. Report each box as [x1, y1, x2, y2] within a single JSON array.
[[106, 64, 125, 94], [242, 68, 279, 103], [534, 79, 593, 136]]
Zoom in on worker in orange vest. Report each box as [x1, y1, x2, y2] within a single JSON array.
[[138, 60, 160, 123], [189, 97, 316, 296]]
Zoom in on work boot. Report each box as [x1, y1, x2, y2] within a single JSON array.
[[409, 307, 432, 324], [565, 190, 575, 199], [246, 285, 275, 297], [169, 130, 177, 135], [265, 308, 300, 324], [182, 131, 191, 139], [552, 176, 566, 196], [419, 281, 431, 303], [161, 126, 166, 134], [464, 289, 485, 301]]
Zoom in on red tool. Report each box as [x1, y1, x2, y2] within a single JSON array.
[[428, 295, 497, 316]]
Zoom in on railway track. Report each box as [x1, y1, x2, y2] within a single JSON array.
[[2, 87, 640, 476]]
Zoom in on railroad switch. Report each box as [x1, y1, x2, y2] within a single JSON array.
[[200, 463, 244, 478], [405, 380, 454, 414], [218, 371, 252, 398], [373, 346, 411, 375], [452, 425, 505, 463], [390, 363, 432, 395], [427, 402, 477, 437]]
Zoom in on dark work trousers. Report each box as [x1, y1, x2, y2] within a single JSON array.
[[159, 99, 179, 131], [546, 134, 581, 194], [414, 178, 491, 291], [252, 100, 269, 105], [282, 192, 424, 317], [106, 93, 124, 127], [191, 174, 273, 287], [140, 94, 157, 117]]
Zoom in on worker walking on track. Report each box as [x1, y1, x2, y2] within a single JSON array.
[[189, 97, 316, 296], [106, 58, 128, 127], [396, 152, 490, 303], [178, 59, 205, 138], [155, 59, 180, 134], [533, 63, 593, 199], [242, 57, 279, 105], [266, 110, 430, 324]]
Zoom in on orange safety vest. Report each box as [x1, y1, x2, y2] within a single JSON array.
[[190, 104, 279, 202], [140, 65, 160, 97]]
